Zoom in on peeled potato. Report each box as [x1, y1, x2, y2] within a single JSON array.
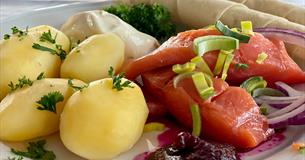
[[60, 33, 125, 83], [0, 25, 70, 100], [60, 78, 148, 160], [0, 78, 85, 141]]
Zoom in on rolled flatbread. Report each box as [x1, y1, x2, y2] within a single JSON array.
[[230, 0, 305, 26]]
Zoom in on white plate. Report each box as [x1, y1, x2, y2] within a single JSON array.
[[0, 1, 305, 160]]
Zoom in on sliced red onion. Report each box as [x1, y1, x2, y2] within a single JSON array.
[[254, 27, 305, 47], [292, 83, 305, 92], [275, 82, 305, 97], [267, 96, 305, 118], [268, 104, 305, 125], [255, 95, 301, 104]]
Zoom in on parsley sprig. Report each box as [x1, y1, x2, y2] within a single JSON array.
[[8, 73, 45, 92], [108, 67, 134, 91], [4, 26, 28, 40], [32, 43, 66, 60], [40, 30, 56, 44], [36, 91, 64, 113], [11, 140, 55, 160], [68, 79, 88, 92], [32, 29, 66, 60]]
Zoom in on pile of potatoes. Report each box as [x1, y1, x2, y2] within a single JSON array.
[[0, 25, 148, 160]]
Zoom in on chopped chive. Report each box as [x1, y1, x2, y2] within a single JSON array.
[[256, 52, 268, 64], [213, 50, 233, 76], [192, 72, 215, 100], [143, 122, 166, 133], [221, 53, 234, 80], [172, 62, 196, 74], [215, 21, 250, 43], [235, 63, 249, 69], [191, 56, 214, 76], [240, 76, 267, 94], [193, 35, 239, 56], [260, 103, 269, 115], [173, 71, 198, 88], [190, 104, 202, 137], [241, 21, 254, 36]]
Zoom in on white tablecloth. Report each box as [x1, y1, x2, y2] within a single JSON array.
[[1, 0, 305, 20]]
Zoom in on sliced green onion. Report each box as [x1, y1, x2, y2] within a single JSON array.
[[193, 35, 239, 56], [172, 62, 196, 74], [203, 25, 216, 30], [173, 71, 198, 88], [143, 122, 166, 133], [260, 103, 269, 116], [204, 73, 213, 87], [235, 63, 249, 69], [256, 52, 268, 64], [252, 88, 285, 98], [221, 53, 234, 80], [190, 104, 202, 137], [231, 28, 240, 32], [192, 72, 215, 100], [213, 50, 233, 75], [215, 21, 250, 43], [240, 76, 267, 94], [191, 56, 213, 76], [241, 21, 254, 36]]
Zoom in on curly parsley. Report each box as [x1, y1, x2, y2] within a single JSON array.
[[36, 91, 64, 113], [3, 26, 28, 40], [8, 73, 45, 92], [11, 140, 55, 160], [105, 3, 176, 41], [40, 30, 56, 44], [108, 67, 134, 91]]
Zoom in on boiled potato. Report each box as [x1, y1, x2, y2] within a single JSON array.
[[60, 33, 125, 83], [60, 78, 148, 160], [0, 25, 70, 100], [0, 78, 85, 141]]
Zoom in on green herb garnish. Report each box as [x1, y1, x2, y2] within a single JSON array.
[[36, 91, 64, 113], [4, 26, 28, 40], [8, 73, 45, 92], [40, 30, 56, 44], [108, 67, 134, 91], [260, 103, 269, 115], [235, 63, 249, 69], [11, 26, 28, 37], [105, 3, 176, 41], [4, 34, 10, 40], [32, 43, 66, 60], [68, 79, 88, 92], [11, 140, 55, 160], [36, 72, 45, 80], [8, 76, 33, 92]]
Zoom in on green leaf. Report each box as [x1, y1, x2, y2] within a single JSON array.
[[40, 30, 56, 44], [8, 76, 33, 92], [11, 140, 55, 160], [36, 91, 64, 113], [108, 66, 134, 91], [36, 72, 45, 80]]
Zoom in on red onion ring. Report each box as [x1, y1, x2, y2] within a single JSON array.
[[254, 27, 305, 47]]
